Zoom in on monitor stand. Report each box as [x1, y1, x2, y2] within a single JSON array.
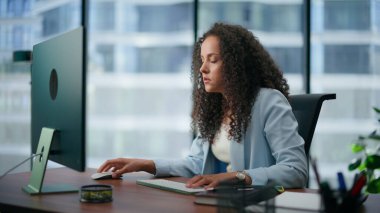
[[22, 127, 78, 195]]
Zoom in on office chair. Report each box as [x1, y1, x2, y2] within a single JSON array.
[[288, 93, 336, 158], [289, 93, 335, 187]]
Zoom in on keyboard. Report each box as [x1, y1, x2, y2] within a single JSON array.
[[136, 179, 206, 195]]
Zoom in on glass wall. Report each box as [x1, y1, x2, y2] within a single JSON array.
[[198, 0, 305, 94], [0, 0, 194, 174], [87, 0, 194, 167], [310, 0, 380, 187], [1, 0, 378, 190], [0, 0, 80, 174]]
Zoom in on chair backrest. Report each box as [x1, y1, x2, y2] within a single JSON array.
[[288, 93, 336, 158]]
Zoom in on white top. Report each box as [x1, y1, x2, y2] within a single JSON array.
[[211, 123, 232, 172]]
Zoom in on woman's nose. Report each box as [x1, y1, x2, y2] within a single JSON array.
[[200, 62, 208, 74]]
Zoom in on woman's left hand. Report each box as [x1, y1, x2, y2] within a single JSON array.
[[185, 172, 237, 190]]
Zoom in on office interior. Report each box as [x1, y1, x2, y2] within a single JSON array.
[[0, 0, 379, 189]]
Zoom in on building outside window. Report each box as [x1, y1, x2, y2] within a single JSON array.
[[311, 0, 380, 187], [0, 0, 80, 174], [1, 0, 379, 190], [87, 0, 194, 166], [198, 0, 304, 93]]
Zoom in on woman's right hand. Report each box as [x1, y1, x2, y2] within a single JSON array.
[[97, 158, 156, 178]]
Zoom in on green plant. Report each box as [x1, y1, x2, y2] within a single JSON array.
[[349, 107, 380, 193]]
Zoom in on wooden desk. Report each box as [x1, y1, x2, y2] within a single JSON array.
[[0, 168, 215, 213], [1, 168, 379, 212]]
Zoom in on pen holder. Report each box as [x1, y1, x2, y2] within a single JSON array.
[[320, 182, 367, 213], [336, 191, 368, 213]]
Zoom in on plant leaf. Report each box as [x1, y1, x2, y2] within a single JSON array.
[[369, 134, 380, 141], [349, 158, 362, 171], [373, 107, 380, 114], [365, 155, 380, 169], [351, 143, 365, 153], [358, 163, 366, 171], [367, 177, 380, 193]]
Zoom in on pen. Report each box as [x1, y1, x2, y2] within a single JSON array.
[[337, 172, 347, 193], [310, 157, 321, 186], [350, 173, 366, 197]]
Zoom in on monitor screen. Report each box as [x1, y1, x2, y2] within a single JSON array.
[[31, 27, 86, 172]]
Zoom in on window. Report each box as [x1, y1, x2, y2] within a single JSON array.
[[311, 0, 380, 187], [324, 0, 370, 30], [267, 47, 302, 74], [6, 0, 30, 17], [42, 3, 80, 37], [0, 0, 80, 175], [87, 1, 194, 167], [198, 0, 305, 94], [90, 1, 115, 31], [2, 1, 378, 188], [137, 3, 192, 32], [137, 46, 192, 73], [324, 45, 370, 74], [96, 44, 114, 72]]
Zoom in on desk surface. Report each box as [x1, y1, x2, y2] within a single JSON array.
[[0, 168, 379, 213], [0, 168, 216, 213]]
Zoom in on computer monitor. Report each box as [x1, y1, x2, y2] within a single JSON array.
[[23, 27, 86, 194]]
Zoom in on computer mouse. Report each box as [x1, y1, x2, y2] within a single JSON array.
[[91, 172, 114, 180]]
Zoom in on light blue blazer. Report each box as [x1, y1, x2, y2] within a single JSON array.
[[153, 88, 308, 188]]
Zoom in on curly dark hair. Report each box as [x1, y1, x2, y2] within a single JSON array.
[[191, 23, 289, 143]]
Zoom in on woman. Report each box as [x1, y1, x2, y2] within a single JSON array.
[[97, 23, 308, 189]]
